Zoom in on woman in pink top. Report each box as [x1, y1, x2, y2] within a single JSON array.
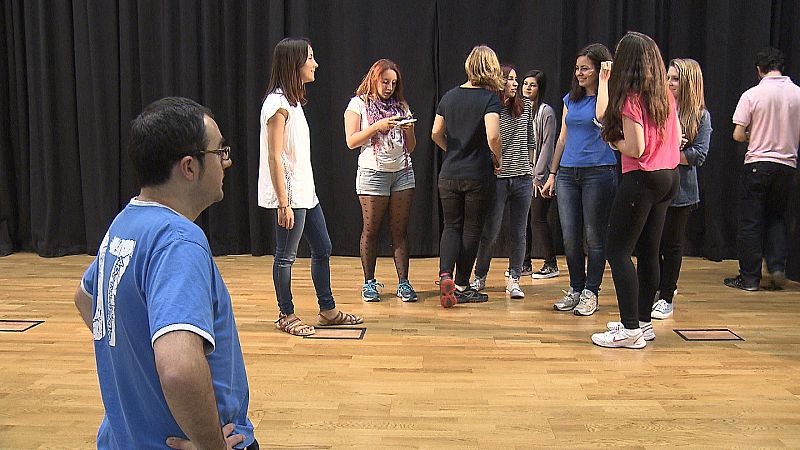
[[590, 31, 681, 349]]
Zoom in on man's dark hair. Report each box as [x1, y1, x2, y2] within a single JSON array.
[[754, 46, 785, 74], [129, 97, 211, 188]]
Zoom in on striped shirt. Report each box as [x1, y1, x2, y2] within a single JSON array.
[[498, 98, 535, 178]]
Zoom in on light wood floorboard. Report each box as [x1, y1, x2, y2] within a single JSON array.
[[1, 254, 799, 449]]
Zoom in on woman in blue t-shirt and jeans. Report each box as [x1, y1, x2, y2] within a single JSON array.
[[541, 43, 616, 317], [431, 45, 503, 308]]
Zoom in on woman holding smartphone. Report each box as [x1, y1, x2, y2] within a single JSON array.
[[541, 43, 616, 317], [591, 32, 680, 348], [258, 37, 363, 336], [652, 58, 712, 319], [470, 64, 535, 299], [431, 45, 503, 308], [344, 59, 418, 303]]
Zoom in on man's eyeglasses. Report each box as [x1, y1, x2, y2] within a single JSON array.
[[198, 146, 231, 161]]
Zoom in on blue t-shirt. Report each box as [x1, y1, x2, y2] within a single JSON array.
[[560, 93, 617, 167], [81, 199, 254, 449]]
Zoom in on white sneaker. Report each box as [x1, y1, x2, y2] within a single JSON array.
[[592, 326, 646, 349], [651, 299, 673, 320], [506, 277, 525, 298], [607, 321, 655, 341], [470, 275, 487, 291], [573, 289, 598, 316], [654, 289, 678, 301], [553, 288, 581, 311]]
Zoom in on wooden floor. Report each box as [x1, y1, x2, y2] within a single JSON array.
[[1, 254, 800, 449]]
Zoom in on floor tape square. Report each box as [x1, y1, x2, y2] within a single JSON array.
[[674, 329, 743, 341], [303, 327, 366, 340], [0, 320, 44, 332]]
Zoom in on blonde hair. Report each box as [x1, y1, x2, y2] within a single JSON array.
[[670, 58, 706, 143], [464, 45, 504, 91]]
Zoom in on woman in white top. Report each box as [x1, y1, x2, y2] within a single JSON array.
[[258, 37, 363, 336], [344, 59, 417, 303]]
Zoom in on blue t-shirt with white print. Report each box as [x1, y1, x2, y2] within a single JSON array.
[[81, 198, 253, 449]]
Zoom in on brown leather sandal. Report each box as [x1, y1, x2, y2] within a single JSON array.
[[316, 310, 364, 326], [275, 313, 315, 336]]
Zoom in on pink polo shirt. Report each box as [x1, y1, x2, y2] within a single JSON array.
[[732, 76, 800, 168], [620, 92, 680, 173]]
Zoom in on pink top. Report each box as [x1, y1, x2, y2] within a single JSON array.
[[732, 76, 800, 168], [620, 92, 681, 173]]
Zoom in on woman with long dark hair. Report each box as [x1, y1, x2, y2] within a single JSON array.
[[521, 70, 560, 280], [258, 37, 363, 336], [652, 58, 712, 320], [344, 59, 418, 303], [591, 32, 680, 349], [431, 45, 503, 308], [541, 43, 616, 317], [470, 64, 535, 299]]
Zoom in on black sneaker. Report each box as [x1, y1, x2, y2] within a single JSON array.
[[532, 264, 560, 279], [456, 288, 489, 303], [723, 275, 758, 292], [505, 265, 534, 277]]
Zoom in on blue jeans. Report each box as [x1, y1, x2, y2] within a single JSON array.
[[273, 204, 335, 315], [474, 175, 533, 278], [556, 166, 617, 295]]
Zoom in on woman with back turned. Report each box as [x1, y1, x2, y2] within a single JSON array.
[[431, 45, 503, 308], [591, 32, 680, 349]]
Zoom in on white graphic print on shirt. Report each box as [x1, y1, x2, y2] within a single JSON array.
[[93, 233, 136, 347]]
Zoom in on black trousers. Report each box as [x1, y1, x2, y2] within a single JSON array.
[[524, 194, 557, 266], [438, 177, 494, 286], [737, 161, 795, 285], [658, 204, 693, 303], [606, 169, 679, 329]]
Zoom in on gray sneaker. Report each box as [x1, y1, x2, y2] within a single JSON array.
[[470, 275, 487, 291], [506, 277, 525, 298], [574, 289, 598, 316], [553, 288, 581, 311]]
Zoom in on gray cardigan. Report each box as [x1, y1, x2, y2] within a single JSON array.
[[531, 102, 557, 188]]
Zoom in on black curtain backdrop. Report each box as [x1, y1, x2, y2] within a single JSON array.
[[1, 0, 799, 280]]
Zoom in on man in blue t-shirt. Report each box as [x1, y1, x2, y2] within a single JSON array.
[[73, 97, 256, 449]]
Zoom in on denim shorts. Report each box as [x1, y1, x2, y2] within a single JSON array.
[[356, 166, 415, 196]]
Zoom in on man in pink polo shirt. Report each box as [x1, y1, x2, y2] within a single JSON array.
[[726, 47, 800, 291]]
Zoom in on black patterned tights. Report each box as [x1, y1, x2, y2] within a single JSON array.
[[358, 189, 413, 282]]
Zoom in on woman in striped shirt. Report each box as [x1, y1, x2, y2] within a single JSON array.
[[471, 64, 535, 299]]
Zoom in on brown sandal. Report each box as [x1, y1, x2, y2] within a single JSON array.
[[275, 313, 315, 336], [317, 310, 364, 326]]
